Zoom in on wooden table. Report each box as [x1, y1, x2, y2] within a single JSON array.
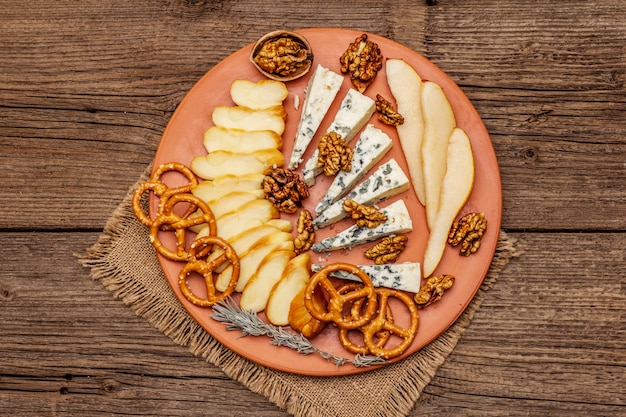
[[1, 1, 624, 415]]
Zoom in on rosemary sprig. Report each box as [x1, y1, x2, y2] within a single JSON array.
[[211, 298, 387, 368]]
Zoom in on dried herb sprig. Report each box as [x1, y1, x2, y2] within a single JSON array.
[[211, 298, 387, 368]]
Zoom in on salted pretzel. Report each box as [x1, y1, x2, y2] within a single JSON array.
[[336, 283, 392, 355], [178, 236, 240, 307], [132, 162, 199, 228], [354, 287, 420, 359], [149, 192, 218, 261], [304, 263, 377, 330]]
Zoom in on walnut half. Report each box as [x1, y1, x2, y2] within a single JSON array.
[[317, 132, 353, 176], [343, 200, 387, 228], [339, 33, 383, 93], [262, 167, 310, 214], [414, 274, 455, 308], [375, 94, 404, 126], [448, 212, 487, 256], [364, 235, 408, 264], [294, 209, 315, 255]]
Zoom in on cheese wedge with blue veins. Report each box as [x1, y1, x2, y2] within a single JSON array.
[[288, 64, 344, 169], [311, 199, 413, 252], [313, 158, 410, 229], [311, 262, 421, 293], [315, 124, 393, 215], [302, 88, 376, 185]]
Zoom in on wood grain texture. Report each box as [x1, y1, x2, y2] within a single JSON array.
[[0, 0, 624, 415]]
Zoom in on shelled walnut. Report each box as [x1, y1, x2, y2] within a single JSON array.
[[364, 235, 408, 264], [343, 200, 387, 228], [339, 33, 383, 93], [262, 167, 310, 214], [294, 209, 315, 255], [448, 212, 487, 256], [375, 94, 404, 126], [317, 132, 354, 176], [414, 274, 455, 308]]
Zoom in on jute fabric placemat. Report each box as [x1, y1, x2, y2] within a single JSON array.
[[79, 165, 518, 417]]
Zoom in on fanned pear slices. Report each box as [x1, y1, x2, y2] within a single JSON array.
[[423, 127, 475, 277], [421, 81, 457, 231], [385, 58, 426, 206]]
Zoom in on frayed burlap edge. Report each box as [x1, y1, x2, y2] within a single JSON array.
[[78, 165, 519, 417]]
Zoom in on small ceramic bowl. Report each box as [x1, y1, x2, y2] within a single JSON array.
[[250, 30, 314, 82]]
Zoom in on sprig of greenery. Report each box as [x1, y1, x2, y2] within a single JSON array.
[[211, 298, 387, 368]]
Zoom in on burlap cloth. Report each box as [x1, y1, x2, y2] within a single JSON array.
[[79, 165, 518, 417]]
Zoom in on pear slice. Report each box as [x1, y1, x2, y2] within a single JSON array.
[[191, 174, 264, 203], [229, 79, 289, 110], [240, 249, 296, 313], [265, 253, 312, 326], [385, 58, 426, 205], [190, 148, 284, 180], [422, 127, 475, 277], [203, 126, 283, 154], [211, 105, 287, 135], [421, 81, 457, 231]]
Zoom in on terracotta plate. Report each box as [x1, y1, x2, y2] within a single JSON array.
[[150, 28, 502, 376]]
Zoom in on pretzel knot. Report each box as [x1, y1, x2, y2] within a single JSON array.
[[132, 162, 199, 228], [351, 287, 419, 359], [337, 283, 392, 355], [149, 193, 218, 262], [304, 263, 377, 330], [178, 236, 240, 307]]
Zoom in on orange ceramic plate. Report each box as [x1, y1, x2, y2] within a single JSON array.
[[150, 28, 502, 376]]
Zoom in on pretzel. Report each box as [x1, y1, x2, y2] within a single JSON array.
[[356, 287, 419, 359], [132, 162, 199, 228], [149, 193, 218, 261], [178, 236, 240, 307], [336, 283, 392, 355], [304, 263, 377, 330]]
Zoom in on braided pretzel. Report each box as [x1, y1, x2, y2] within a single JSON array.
[[149, 193, 218, 261], [336, 283, 392, 355], [178, 236, 240, 307], [304, 263, 377, 330], [132, 162, 199, 228], [358, 287, 419, 359]]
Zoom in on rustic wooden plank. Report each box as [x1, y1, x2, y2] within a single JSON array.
[[416, 231, 626, 415], [1, 232, 623, 416]]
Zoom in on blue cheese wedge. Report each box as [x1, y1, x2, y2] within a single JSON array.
[[313, 158, 410, 229], [311, 262, 421, 293], [288, 65, 344, 169], [315, 124, 393, 215], [302, 89, 376, 185], [311, 199, 413, 252]]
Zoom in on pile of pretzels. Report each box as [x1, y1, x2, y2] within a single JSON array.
[[131, 162, 241, 307], [290, 262, 420, 360]]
